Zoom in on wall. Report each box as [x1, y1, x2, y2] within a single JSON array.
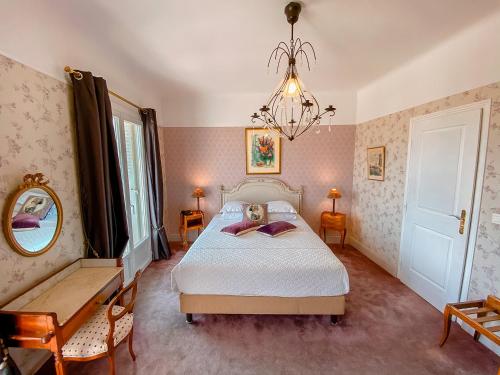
[[160, 126, 355, 240], [160, 90, 357, 127], [0, 54, 85, 306], [350, 82, 500, 303], [356, 10, 500, 123], [0, 1, 164, 121]]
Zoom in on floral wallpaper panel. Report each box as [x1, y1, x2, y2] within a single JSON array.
[[160, 126, 356, 240], [351, 82, 500, 300], [0, 54, 85, 306]]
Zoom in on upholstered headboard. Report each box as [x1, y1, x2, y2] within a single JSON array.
[[220, 178, 303, 215]]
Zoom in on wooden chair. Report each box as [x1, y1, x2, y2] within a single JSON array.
[[440, 295, 500, 347], [61, 271, 142, 375]]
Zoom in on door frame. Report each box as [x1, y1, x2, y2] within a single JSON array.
[[397, 99, 491, 303], [111, 98, 153, 284]]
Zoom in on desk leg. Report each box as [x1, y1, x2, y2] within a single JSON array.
[[54, 350, 66, 375]]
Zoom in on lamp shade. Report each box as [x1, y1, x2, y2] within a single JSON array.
[[192, 187, 205, 198], [327, 188, 341, 199]]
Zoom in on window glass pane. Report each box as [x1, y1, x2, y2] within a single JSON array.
[[124, 121, 149, 246], [112, 115, 131, 257]]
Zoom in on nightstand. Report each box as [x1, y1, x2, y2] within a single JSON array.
[[319, 211, 347, 248], [179, 210, 205, 249]]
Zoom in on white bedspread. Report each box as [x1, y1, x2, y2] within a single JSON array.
[[171, 215, 349, 297]]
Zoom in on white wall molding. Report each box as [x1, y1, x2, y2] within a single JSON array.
[[356, 11, 500, 123], [461, 324, 500, 355], [160, 89, 357, 127], [347, 235, 398, 276]]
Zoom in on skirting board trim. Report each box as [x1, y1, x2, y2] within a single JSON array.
[[347, 235, 398, 276], [461, 321, 500, 355]]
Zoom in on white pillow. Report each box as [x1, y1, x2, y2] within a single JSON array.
[[269, 212, 297, 222], [220, 201, 248, 214], [220, 212, 244, 220], [266, 200, 297, 214]]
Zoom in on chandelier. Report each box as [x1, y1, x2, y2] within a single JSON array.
[[251, 2, 336, 141]]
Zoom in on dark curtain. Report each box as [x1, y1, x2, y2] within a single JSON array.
[[140, 108, 171, 260], [71, 71, 129, 258]]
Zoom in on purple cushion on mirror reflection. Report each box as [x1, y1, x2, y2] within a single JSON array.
[[256, 221, 296, 237], [12, 213, 40, 229], [220, 221, 260, 236]]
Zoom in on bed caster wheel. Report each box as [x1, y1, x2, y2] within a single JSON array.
[[186, 313, 193, 324], [330, 315, 339, 325]]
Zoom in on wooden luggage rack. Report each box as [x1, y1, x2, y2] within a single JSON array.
[[440, 295, 500, 347]]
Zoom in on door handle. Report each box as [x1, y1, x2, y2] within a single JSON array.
[[459, 209, 466, 235], [449, 210, 466, 234]]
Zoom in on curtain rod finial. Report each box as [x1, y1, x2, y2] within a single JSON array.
[[64, 66, 83, 80]]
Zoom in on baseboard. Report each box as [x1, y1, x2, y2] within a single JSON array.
[[168, 233, 182, 242], [460, 321, 500, 355], [325, 233, 343, 245], [347, 235, 398, 276], [138, 255, 152, 272]]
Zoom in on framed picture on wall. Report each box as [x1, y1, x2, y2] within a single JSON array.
[[245, 128, 281, 174], [367, 146, 385, 181]]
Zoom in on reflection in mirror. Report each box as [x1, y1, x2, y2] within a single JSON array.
[[11, 188, 58, 253], [4, 173, 63, 257]]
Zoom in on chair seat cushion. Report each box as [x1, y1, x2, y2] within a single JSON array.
[[62, 305, 133, 358]]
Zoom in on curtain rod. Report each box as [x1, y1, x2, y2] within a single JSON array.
[[64, 66, 143, 110]]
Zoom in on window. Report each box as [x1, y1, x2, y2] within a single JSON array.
[[113, 114, 151, 282], [123, 120, 149, 246]]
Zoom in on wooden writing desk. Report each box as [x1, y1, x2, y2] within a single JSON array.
[[0, 258, 123, 375]]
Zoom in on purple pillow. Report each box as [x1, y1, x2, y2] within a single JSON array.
[[221, 221, 260, 236], [257, 221, 296, 237], [12, 213, 40, 230]]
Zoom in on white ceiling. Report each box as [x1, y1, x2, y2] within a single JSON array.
[[1, 0, 499, 125]]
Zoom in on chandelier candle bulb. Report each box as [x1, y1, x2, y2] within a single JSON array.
[[251, 2, 336, 141]]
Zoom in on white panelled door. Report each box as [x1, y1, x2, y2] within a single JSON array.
[[399, 108, 482, 312]]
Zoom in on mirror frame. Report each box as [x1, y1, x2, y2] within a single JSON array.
[[3, 173, 63, 257]]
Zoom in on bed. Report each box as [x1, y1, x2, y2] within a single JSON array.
[[171, 177, 349, 324]]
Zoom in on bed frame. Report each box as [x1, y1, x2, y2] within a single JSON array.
[[180, 177, 346, 325]]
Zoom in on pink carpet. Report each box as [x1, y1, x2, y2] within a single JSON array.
[[68, 246, 499, 375]]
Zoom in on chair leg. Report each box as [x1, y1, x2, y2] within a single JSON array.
[[53, 350, 66, 375], [439, 305, 452, 347], [108, 352, 116, 375], [473, 331, 481, 341], [128, 328, 137, 361], [474, 311, 486, 342]]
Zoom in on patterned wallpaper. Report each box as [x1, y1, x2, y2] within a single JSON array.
[[2, 50, 497, 309], [351, 82, 500, 300], [160, 126, 356, 240], [0, 54, 85, 306]]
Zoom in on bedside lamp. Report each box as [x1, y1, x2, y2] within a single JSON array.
[[327, 188, 342, 214], [192, 187, 205, 211]]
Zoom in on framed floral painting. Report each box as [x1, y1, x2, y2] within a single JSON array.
[[245, 128, 281, 174], [367, 146, 385, 181]]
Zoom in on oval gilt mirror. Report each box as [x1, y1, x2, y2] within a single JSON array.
[[3, 173, 63, 257]]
